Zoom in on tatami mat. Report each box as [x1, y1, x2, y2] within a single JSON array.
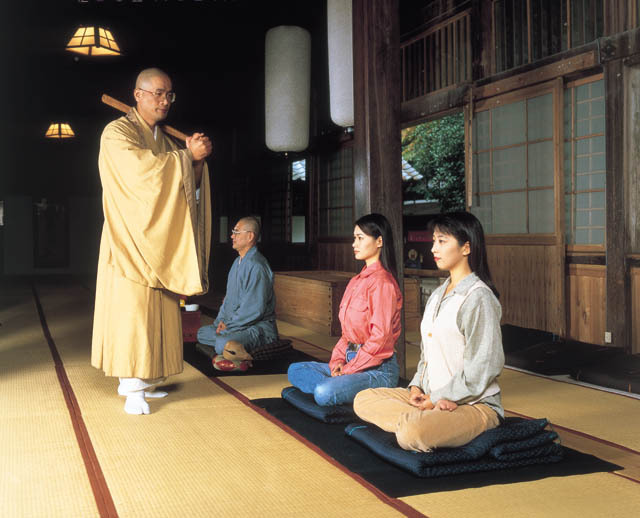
[[6, 279, 640, 518], [34, 284, 407, 518], [0, 287, 99, 518], [400, 472, 640, 518], [500, 368, 640, 452]]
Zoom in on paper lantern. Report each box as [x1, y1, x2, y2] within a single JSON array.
[[66, 26, 121, 56], [265, 26, 311, 152], [45, 123, 75, 139], [327, 0, 354, 127]]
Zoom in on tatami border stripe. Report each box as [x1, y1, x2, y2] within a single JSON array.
[[32, 283, 119, 518], [208, 377, 427, 518]]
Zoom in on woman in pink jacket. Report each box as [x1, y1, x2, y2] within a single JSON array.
[[287, 213, 403, 406]]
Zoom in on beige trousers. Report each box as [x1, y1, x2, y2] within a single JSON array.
[[353, 387, 500, 452]]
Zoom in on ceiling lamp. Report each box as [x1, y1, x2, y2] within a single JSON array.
[[45, 123, 75, 139], [328, 0, 354, 127], [65, 26, 121, 56], [265, 26, 311, 152]]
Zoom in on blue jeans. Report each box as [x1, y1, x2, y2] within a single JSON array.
[[287, 354, 399, 406]]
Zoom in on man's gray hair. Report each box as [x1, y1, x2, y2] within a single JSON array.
[[240, 216, 261, 241]]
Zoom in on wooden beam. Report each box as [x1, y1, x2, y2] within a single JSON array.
[[353, 0, 405, 375], [604, 58, 630, 350], [474, 50, 598, 100], [600, 27, 640, 62], [401, 83, 469, 124]]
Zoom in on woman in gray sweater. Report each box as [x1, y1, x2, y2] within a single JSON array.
[[353, 212, 504, 452]]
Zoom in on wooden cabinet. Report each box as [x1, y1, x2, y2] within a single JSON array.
[[274, 271, 354, 336], [274, 270, 424, 335]]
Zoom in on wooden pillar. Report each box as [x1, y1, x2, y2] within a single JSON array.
[[604, 57, 630, 350], [352, 0, 405, 375]]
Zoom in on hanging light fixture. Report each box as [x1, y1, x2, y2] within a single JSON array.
[[265, 26, 311, 152], [328, 0, 354, 127], [65, 26, 121, 56], [45, 123, 75, 139]]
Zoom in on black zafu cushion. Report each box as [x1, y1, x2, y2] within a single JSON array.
[[345, 417, 563, 477], [250, 338, 293, 361], [281, 386, 358, 423]]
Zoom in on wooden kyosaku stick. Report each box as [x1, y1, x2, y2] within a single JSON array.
[[101, 93, 188, 142]]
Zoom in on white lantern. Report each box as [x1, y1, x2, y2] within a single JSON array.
[[265, 26, 311, 152], [327, 0, 354, 127]]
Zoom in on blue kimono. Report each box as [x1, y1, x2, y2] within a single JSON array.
[[197, 246, 278, 354]]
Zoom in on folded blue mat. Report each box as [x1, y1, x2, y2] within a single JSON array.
[[281, 386, 357, 423], [345, 417, 564, 477]]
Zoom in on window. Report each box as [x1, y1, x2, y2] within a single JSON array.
[[493, 0, 604, 73], [564, 77, 605, 246], [266, 158, 308, 243], [471, 89, 555, 234], [319, 146, 354, 238], [291, 159, 307, 243]]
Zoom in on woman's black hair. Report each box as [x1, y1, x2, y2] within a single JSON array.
[[354, 213, 398, 280], [428, 211, 499, 298]]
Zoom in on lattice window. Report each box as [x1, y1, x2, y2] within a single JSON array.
[[401, 9, 471, 101], [564, 77, 605, 246], [471, 90, 555, 235], [319, 146, 354, 238], [493, 0, 604, 74]]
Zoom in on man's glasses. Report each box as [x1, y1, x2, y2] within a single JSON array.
[[231, 229, 251, 235], [137, 88, 176, 103]]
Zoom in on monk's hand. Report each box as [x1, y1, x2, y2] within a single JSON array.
[[435, 399, 458, 412], [216, 321, 227, 334], [331, 363, 345, 377], [186, 132, 212, 161]]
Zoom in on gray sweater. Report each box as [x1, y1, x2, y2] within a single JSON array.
[[409, 272, 505, 418]]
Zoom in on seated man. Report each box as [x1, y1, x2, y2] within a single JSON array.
[[197, 216, 278, 371]]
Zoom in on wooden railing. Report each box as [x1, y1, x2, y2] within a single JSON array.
[[401, 9, 471, 102]]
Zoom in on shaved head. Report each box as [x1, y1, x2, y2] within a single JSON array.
[[135, 67, 170, 89]]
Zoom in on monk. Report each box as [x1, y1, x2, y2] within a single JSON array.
[[92, 68, 212, 415]]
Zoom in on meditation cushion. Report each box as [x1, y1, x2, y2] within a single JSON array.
[[250, 339, 293, 361], [281, 386, 358, 424], [345, 417, 563, 477]]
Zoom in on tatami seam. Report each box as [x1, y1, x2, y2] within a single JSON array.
[[32, 282, 119, 518]]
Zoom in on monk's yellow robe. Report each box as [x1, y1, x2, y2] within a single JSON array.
[[92, 108, 211, 379]]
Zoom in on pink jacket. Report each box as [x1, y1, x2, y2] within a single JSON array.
[[329, 261, 403, 374]]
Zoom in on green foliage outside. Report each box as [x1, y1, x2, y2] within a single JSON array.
[[401, 113, 466, 213]]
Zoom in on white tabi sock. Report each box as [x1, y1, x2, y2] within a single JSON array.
[[118, 377, 168, 399], [118, 386, 168, 398], [144, 389, 168, 399], [124, 391, 150, 415]]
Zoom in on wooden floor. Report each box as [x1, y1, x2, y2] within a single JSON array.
[[2, 278, 640, 518]]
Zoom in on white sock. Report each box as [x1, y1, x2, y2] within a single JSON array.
[[124, 392, 150, 415], [118, 386, 168, 398], [144, 390, 168, 399]]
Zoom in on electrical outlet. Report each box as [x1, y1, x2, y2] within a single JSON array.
[[604, 331, 612, 343]]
